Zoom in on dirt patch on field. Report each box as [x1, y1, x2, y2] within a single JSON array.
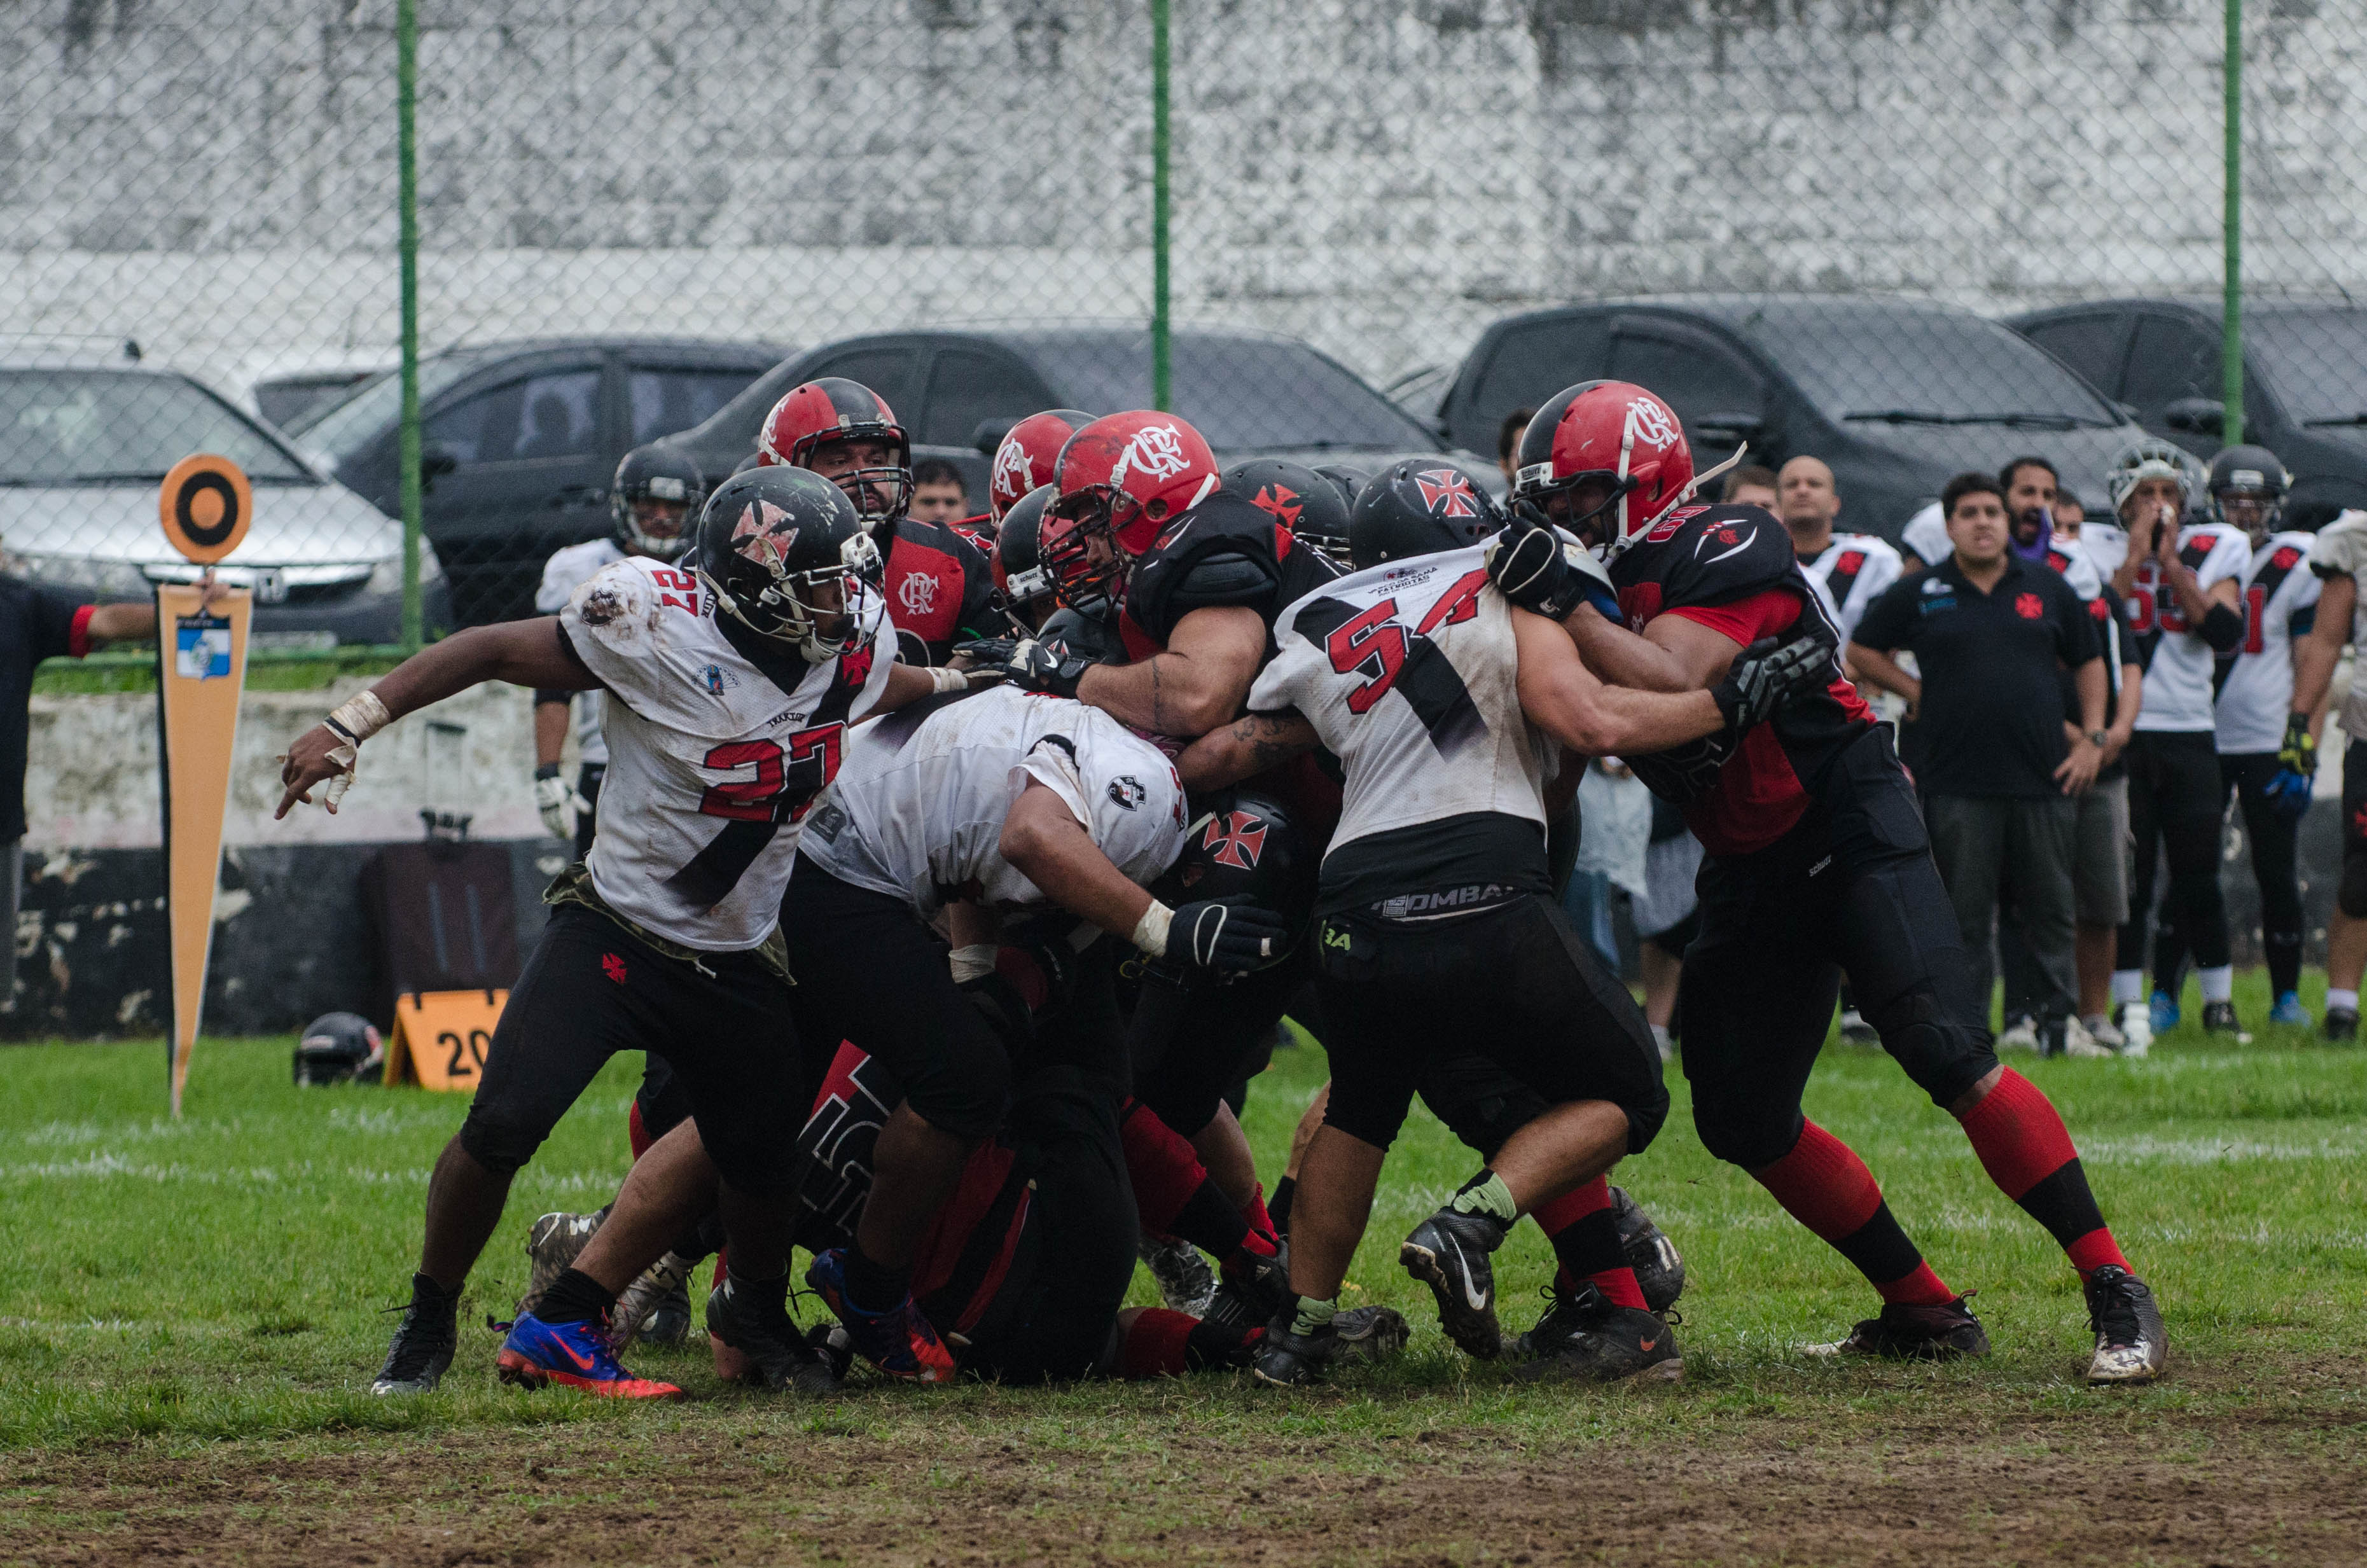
[[10, 1394, 2365, 1567]]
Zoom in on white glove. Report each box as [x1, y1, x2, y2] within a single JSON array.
[[534, 770, 577, 840]]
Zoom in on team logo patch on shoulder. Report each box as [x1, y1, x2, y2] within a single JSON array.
[[1107, 775, 1148, 811]]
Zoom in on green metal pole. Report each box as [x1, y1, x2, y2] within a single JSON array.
[[2221, 0, 2244, 445], [1150, 0, 1172, 413], [396, 0, 424, 651]]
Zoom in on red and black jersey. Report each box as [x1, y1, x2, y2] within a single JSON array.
[[951, 512, 996, 555], [1118, 489, 1342, 662], [1610, 502, 1874, 857], [879, 514, 1000, 666]]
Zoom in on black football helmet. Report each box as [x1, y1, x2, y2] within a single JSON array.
[[994, 484, 1059, 623], [293, 1011, 384, 1086], [1220, 458, 1351, 569], [2207, 443, 2292, 539], [694, 466, 884, 663], [610, 443, 705, 561], [1149, 789, 1314, 973], [1349, 459, 1506, 569]]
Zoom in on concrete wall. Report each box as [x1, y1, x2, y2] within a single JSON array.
[[3, 2, 2359, 401]]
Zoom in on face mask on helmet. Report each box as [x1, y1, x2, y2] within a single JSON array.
[[2207, 444, 2291, 539], [994, 485, 1060, 618], [2106, 438, 2202, 522], [1511, 382, 1730, 560], [1051, 411, 1222, 564], [756, 379, 914, 530], [610, 445, 705, 561], [696, 469, 885, 664], [1038, 504, 1120, 618]]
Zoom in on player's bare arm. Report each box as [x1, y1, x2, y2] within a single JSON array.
[[1073, 604, 1267, 735], [999, 779, 1159, 938], [277, 617, 598, 817], [1514, 609, 1724, 756], [1174, 709, 1320, 793], [1845, 641, 1921, 714], [1559, 605, 1748, 694], [2289, 572, 2352, 718]]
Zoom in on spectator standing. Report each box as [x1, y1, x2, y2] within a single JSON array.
[[1721, 464, 1779, 511], [908, 459, 969, 525], [1849, 473, 2107, 1050]]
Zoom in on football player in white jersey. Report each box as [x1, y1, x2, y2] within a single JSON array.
[[2158, 447, 2321, 1027], [2103, 439, 2252, 1043], [2293, 506, 2367, 1040], [1174, 492, 1831, 1385], [276, 466, 983, 1399], [529, 443, 707, 856]]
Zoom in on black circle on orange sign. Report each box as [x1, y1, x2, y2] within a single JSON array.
[[158, 454, 253, 564]]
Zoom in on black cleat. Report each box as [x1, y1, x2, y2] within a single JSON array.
[[1515, 1282, 1683, 1384], [2324, 1006, 2359, 1044], [1400, 1207, 1509, 1360], [1202, 1240, 1293, 1336], [371, 1277, 459, 1395], [2083, 1265, 2167, 1385], [1138, 1232, 1218, 1316], [705, 1275, 841, 1395], [1329, 1304, 1411, 1363], [1609, 1186, 1686, 1314], [1251, 1317, 1337, 1387], [1808, 1296, 1990, 1361], [2200, 1000, 2247, 1040]]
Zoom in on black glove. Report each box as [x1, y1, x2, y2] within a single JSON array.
[[2279, 712, 2319, 779], [1483, 501, 1618, 621], [1167, 898, 1290, 975], [955, 636, 1092, 700], [1709, 632, 1835, 732]]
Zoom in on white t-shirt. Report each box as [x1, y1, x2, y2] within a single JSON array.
[[2066, 521, 2129, 583], [1796, 532, 1905, 645], [560, 556, 894, 951], [1251, 545, 1548, 858], [537, 539, 625, 766], [798, 685, 1187, 918], [2214, 531, 2322, 754], [2128, 522, 2252, 733], [1899, 503, 1948, 569]]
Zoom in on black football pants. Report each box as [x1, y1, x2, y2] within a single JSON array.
[[1681, 728, 2000, 1171], [2152, 752, 2305, 998], [2118, 730, 2230, 980]]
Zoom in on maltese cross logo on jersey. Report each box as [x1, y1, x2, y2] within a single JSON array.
[[1202, 809, 1268, 870], [1250, 484, 1303, 527], [1413, 468, 1480, 518], [2015, 592, 2044, 620]]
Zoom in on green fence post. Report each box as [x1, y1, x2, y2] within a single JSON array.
[[2222, 0, 2244, 446], [1151, 0, 1172, 413], [396, 0, 424, 652]]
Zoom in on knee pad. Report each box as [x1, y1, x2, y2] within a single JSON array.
[[456, 1107, 543, 1178], [1691, 1092, 1801, 1172], [1866, 983, 1997, 1109]]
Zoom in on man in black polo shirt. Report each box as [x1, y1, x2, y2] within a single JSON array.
[[1850, 473, 2107, 1050]]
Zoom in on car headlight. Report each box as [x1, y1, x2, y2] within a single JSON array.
[[11, 552, 155, 599], [364, 541, 446, 596]]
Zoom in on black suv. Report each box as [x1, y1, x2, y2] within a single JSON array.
[[2007, 299, 2367, 531], [289, 336, 785, 625], [665, 324, 1475, 500], [1433, 296, 2151, 542]]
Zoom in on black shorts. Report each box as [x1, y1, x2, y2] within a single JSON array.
[[1128, 945, 1312, 1135], [1311, 894, 1669, 1155], [776, 863, 1011, 1142], [573, 762, 607, 862], [458, 904, 804, 1195], [1679, 726, 1998, 1170]]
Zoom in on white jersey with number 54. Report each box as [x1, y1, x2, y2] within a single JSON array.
[[559, 555, 893, 952]]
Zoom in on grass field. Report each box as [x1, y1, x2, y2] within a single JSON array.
[[6, 969, 2365, 1565]]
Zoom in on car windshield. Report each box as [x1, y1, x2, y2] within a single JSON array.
[[1730, 305, 2121, 426], [0, 370, 312, 484], [2246, 309, 2367, 424], [1011, 332, 1437, 450], [288, 353, 490, 457]]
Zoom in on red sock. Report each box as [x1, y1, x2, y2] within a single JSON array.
[[1535, 1178, 1648, 1310], [628, 1101, 654, 1161], [1754, 1121, 1954, 1303], [1240, 1183, 1277, 1247], [1116, 1308, 1200, 1378], [1957, 1069, 2127, 1280]]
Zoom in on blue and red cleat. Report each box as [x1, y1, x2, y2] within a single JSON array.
[[804, 1249, 960, 1384], [496, 1310, 683, 1399]]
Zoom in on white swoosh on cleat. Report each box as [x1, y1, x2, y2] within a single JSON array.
[[1444, 1235, 1489, 1311]]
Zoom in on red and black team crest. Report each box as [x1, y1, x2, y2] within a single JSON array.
[[1413, 468, 1480, 518], [1249, 484, 1303, 528], [2015, 592, 2045, 620], [1201, 808, 1269, 870]]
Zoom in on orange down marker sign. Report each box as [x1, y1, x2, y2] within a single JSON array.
[[385, 990, 508, 1092]]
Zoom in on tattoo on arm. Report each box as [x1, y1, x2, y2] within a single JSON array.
[[1240, 712, 1303, 772]]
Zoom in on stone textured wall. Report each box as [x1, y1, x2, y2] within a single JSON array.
[[4, 1, 2359, 400]]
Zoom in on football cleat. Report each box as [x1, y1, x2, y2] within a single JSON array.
[[1994, 1015, 2039, 1054], [2268, 990, 2312, 1028], [2148, 990, 2181, 1037], [609, 1248, 700, 1353], [1609, 1186, 1686, 1314], [2200, 999, 2248, 1041], [705, 1273, 843, 1395], [1329, 1305, 1411, 1363], [1201, 1240, 1293, 1337], [2324, 1005, 2359, 1043], [1251, 1317, 1337, 1387], [1399, 1207, 1509, 1361], [2116, 1001, 2153, 1057], [2064, 1015, 2115, 1058], [1138, 1232, 1218, 1317], [805, 1249, 960, 1384], [2083, 1265, 2167, 1385], [370, 1287, 458, 1395], [1515, 1282, 1684, 1384], [1807, 1296, 1990, 1361], [496, 1310, 682, 1399], [1836, 1008, 1879, 1045], [517, 1209, 606, 1319], [2079, 1013, 2127, 1051]]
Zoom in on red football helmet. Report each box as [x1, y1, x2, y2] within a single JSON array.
[[989, 409, 1093, 523], [1037, 501, 1121, 615], [1511, 382, 1727, 557], [755, 377, 912, 528], [1050, 410, 1221, 559]]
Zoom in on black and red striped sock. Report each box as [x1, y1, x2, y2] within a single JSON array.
[[1754, 1120, 1955, 1307], [1532, 1176, 1646, 1310], [1118, 1099, 1255, 1260], [1957, 1069, 2129, 1281]]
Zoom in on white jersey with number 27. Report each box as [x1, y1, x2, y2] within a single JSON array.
[[560, 555, 893, 952]]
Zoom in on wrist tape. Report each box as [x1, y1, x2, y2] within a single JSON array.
[[1130, 899, 1174, 959]]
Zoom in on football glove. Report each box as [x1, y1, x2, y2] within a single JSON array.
[[2278, 713, 2318, 778], [2265, 765, 2315, 821], [1482, 502, 1620, 622], [1137, 897, 1290, 975], [532, 765, 578, 840], [1709, 631, 1835, 732], [955, 636, 1093, 700]]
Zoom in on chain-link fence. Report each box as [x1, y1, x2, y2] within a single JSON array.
[[6, 1, 2364, 644]]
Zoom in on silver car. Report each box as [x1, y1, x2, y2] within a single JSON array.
[[1, 347, 446, 646]]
